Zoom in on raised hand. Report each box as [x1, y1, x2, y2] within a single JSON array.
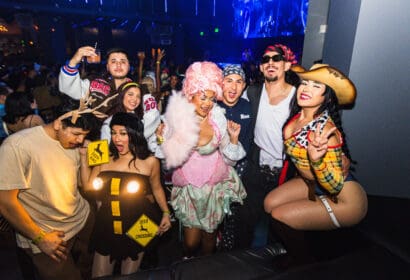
[[157, 49, 166, 62], [137, 51, 145, 61], [69, 46, 97, 67], [37, 230, 68, 262], [227, 120, 241, 144], [156, 122, 165, 138], [307, 123, 337, 162]]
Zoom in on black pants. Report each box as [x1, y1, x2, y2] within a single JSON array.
[[232, 160, 280, 249]]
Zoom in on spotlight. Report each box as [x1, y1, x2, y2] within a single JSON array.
[[92, 177, 103, 190], [126, 181, 140, 193]]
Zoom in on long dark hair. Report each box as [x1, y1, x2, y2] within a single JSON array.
[[106, 82, 144, 118], [109, 112, 150, 168], [285, 85, 353, 161]]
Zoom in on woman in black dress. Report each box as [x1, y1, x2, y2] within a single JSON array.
[[81, 112, 171, 277]]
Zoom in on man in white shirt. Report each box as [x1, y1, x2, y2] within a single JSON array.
[[236, 44, 299, 249], [0, 108, 99, 279]]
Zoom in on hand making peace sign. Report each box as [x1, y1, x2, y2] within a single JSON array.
[[307, 123, 337, 162]]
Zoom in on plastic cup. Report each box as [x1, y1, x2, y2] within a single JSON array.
[[86, 49, 101, 64]]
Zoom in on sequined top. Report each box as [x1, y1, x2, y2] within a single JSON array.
[[284, 111, 344, 195]]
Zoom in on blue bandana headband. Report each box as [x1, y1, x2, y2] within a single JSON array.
[[223, 64, 246, 81]]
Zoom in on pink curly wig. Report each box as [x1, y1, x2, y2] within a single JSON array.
[[182, 61, 223, 101]]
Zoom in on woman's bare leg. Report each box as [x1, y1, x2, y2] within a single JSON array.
[[91, 252, 115, 278], [265, 179, 368, 230], [264, 178, 310, 218], [200, 230, 217, 255], [183, 227, 201, 257], [328, 181, 368, 227], [121, 253, 144, 275]]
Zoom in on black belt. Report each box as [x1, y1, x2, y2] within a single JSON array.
[[259, 165, 282, 176]]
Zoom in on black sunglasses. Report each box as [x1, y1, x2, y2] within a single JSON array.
[[261, 54, 285, 64]]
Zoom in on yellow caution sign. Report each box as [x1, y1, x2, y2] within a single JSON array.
[[87, 140, 109, 166], [126, 214, 158, 247]]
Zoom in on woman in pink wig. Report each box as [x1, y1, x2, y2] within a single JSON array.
[[157, 61, 247, 257]]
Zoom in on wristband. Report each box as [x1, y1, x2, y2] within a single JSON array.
[[32, 230, 46, 245], [157, 136, 164, 145], [65, 60, 80, 69], [163, 210, 170, 216], [156, 61, 160, 64]]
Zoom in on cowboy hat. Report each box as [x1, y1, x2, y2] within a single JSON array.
[[291, 64, 356, 105]]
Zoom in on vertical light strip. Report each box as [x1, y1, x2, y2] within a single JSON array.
[[195, 0, 198, 16], [133, 20, 141, 32], [165, 0, 168, 13], [213, 0, 216, 17]]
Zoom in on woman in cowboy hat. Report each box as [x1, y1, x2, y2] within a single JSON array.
[[263, 64, 368, 265]]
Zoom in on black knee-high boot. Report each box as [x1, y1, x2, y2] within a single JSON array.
[[269, 218, 315, 268]]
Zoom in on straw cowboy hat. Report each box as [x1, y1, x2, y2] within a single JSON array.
[[291, 64, 356, 105]]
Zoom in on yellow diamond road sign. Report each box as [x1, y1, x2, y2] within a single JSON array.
[[126, 214, 158, 247], [87, 140, 109, 166]]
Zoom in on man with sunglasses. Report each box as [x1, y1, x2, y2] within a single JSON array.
[[235, 44, 299, 249]]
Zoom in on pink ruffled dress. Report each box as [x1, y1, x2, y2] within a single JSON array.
[[170, 119, 247, 233]]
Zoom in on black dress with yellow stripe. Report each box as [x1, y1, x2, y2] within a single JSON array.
[[90, 171, 161, 261]]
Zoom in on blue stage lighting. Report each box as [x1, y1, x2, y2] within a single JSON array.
[[133, 21, 142, 32], [120, 19, 129, 27]]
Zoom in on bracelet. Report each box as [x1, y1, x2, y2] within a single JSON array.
[[163, 210, 170, 216], [32, 230, 46, 245], [157, 135, 164, 145], [156, 61, 160, 64]]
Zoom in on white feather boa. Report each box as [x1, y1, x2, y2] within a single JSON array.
[[162, 93, 200, 169]]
